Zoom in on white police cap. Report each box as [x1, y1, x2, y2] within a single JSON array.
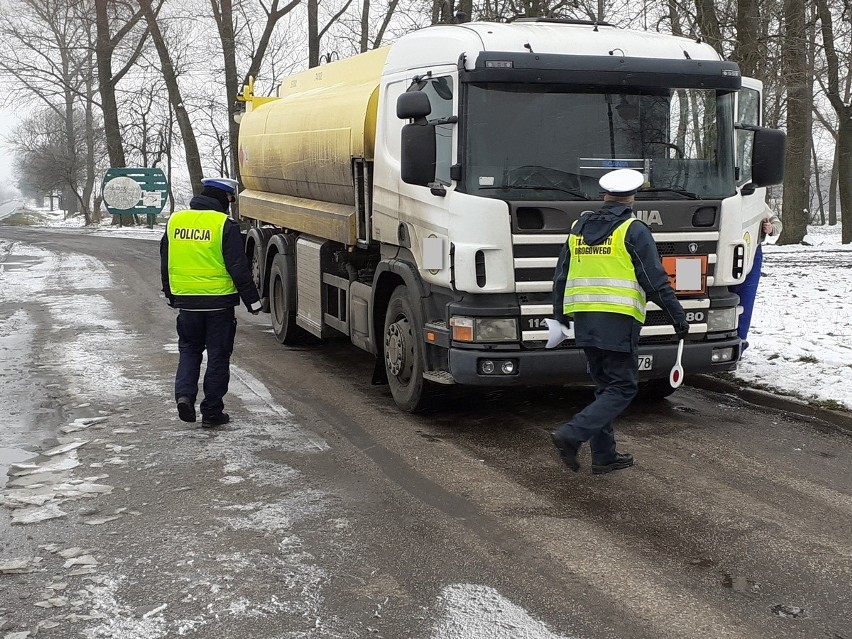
[[599, 169, 644, 196], [201, 177, 239, 194]]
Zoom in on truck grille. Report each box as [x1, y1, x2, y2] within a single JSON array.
[[512, 233, 716, 346]]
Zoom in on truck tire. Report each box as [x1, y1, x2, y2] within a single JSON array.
[[635, 378, 679, 403], [383, 286, 435, 413], [269, 252, 308, 344]]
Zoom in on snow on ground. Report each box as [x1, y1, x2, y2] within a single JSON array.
[[4, 202, 851, 411], [739, 224, 852, 410]]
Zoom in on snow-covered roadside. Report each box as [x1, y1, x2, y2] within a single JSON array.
[[7, 206, 851, 411], [9, 206, 164, 241]]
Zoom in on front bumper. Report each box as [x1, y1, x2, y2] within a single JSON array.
[[448, 337, 741, 386]]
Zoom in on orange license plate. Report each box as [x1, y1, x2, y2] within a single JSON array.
[[662, 255, 707, 295]]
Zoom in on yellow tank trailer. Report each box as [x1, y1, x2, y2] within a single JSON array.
[[238, 48, 389, 245]]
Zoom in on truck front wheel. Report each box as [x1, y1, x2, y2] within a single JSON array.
[[383, 286, 434, 412], [269, 253, 308, 344]]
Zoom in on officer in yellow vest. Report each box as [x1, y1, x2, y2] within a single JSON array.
[[550, 169, 689, 474], [159, 177, 262, 427]]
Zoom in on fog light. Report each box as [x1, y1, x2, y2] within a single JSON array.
[[481, 360, 495, 374], [711, 347, 735, 362], [501, 361, 515, 374]]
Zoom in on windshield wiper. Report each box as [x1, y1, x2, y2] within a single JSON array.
[[637, 187, 699, 200], [479, 184, 591, 200]]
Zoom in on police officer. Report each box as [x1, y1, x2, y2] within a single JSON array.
[[550, 169, 689, 474], [160, 177, 262, 427]]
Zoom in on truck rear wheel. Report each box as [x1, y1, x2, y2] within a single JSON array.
[[269, 252, 308, 344], [635, 378, 679, 402], [383, 286, 435, 413]]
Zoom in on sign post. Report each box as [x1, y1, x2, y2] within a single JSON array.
[[102, 168, 168, 228]]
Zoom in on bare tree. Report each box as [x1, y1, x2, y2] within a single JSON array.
[[0, 0, 107, 220], [94, 0, 149, 169], [139, 0, 204, 192], [210, 0, 300, 201], [778, 0, 810, 244], [309, 0, 356, 67], [814, 0, 852, 242]]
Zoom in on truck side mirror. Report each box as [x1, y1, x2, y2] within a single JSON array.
[[400, 123, 437, 186], [397, 92, 431, 121], [751, 127, 786, 187]]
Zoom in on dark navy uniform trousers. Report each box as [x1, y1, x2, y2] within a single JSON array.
[[175, 308, 237, 418], [557, 347, 639, 464], [730, 243, 763, 347]]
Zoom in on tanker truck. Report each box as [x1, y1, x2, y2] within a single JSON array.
[[236, 18, 785, 412]]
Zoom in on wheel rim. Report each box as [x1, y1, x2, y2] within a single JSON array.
[[251, 250, 261, 289], [272, 276, 285, 327], [385, 317, 414, 384]]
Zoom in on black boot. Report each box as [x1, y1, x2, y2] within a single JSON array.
[[176, 397, 196, 423], [201, 413, 230, 428], [550, 431, 581, 472], [592, 452, 634, 475]]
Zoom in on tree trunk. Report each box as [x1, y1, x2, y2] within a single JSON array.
[[360, 0, 369, 52], [139, 0, 204, 193], [814, 0, 850, 242], [734, 0, 761, 77], [211, 0, 240, 218], [778, 0, 809, 245], [839, 115, 852, 244], [308, 0, 319, 67], [694, 0, 722, 54], [94, 0, 126, 168], [82, 75, 96, 225], [811, 142, 825, 225], [829, 144, 838, 225]]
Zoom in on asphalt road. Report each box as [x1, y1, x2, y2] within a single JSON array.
[[1, 225, 851, 639]]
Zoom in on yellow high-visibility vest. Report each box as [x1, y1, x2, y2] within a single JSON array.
[[563, 218, 646, 322], [167, 210, 237, 296]]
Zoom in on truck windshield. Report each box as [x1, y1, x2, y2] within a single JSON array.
[[463, 83, 736, 201]]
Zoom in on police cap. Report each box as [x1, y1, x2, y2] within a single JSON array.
[[599, 169, 644, 196], [200, 177, 239, 194]]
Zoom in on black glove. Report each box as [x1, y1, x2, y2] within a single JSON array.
[[674, 320, 690, 338]]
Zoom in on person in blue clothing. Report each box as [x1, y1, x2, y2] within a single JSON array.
[[731, 210, 782, 351], [550, 169, 689, 475], [160, 177, 262, 427]]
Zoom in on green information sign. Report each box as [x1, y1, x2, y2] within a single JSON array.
[[102, 167, 169, 228]]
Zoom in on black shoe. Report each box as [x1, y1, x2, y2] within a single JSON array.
[[550, 431, 581, 472], [201, 413, 230, 427], [592, 452, 634, 475], [176, 397, 196, 423]]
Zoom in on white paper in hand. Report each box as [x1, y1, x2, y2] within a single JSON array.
[[544, 318, 573, 349]]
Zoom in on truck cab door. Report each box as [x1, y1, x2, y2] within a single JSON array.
[[394, 72, 459, 288], [736, 77, 769, 274]]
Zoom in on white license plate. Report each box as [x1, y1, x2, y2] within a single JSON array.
[[638, 355, 654, 371]]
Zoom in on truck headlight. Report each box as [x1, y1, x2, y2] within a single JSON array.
[[707, 308, 737, 332], [450, 316, 518, 342]]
